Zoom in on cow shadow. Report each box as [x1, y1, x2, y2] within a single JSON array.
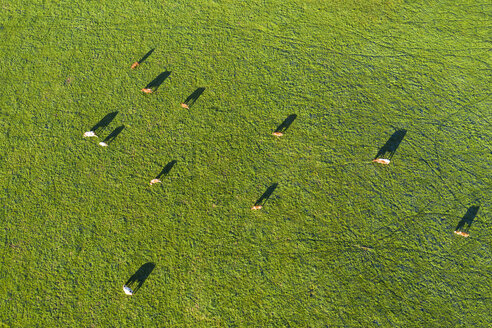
[[125, 262, 156, 294], [101, 125, 125, 145], [89, 112, 118, 135], [182, 87, 205, 108], [374, 129, 407, 160], [254, 183, 278, 208], [138, 48, 155, 65], [144, 71, 171, 91], [274, 114, 297, 134], [155, 160, 177, 179], [455, 205, 480, 233]]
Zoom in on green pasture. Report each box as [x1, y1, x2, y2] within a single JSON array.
[[1, 0, 490, 326]]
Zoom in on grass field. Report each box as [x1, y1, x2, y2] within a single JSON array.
[[1, 0, 491, 326]]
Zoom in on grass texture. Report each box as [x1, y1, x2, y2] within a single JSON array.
[[0, 0, 491, 326]]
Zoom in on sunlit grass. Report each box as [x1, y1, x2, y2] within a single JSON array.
[[0, 0, 490, 326]]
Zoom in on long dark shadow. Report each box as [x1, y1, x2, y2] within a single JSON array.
[[181, 87, 205, 108], [375, 129, 407, 160], [144, 71, 171, 91], [254, 183, 278, 207], [138, 48, 155, 64], [156, 160, 177, 179], [125, 262, 156, 293], [274, 114, 297, 134], [102, 125, 125, 145], [90, 111, 118, 135], [455, 205, 480, 232]]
